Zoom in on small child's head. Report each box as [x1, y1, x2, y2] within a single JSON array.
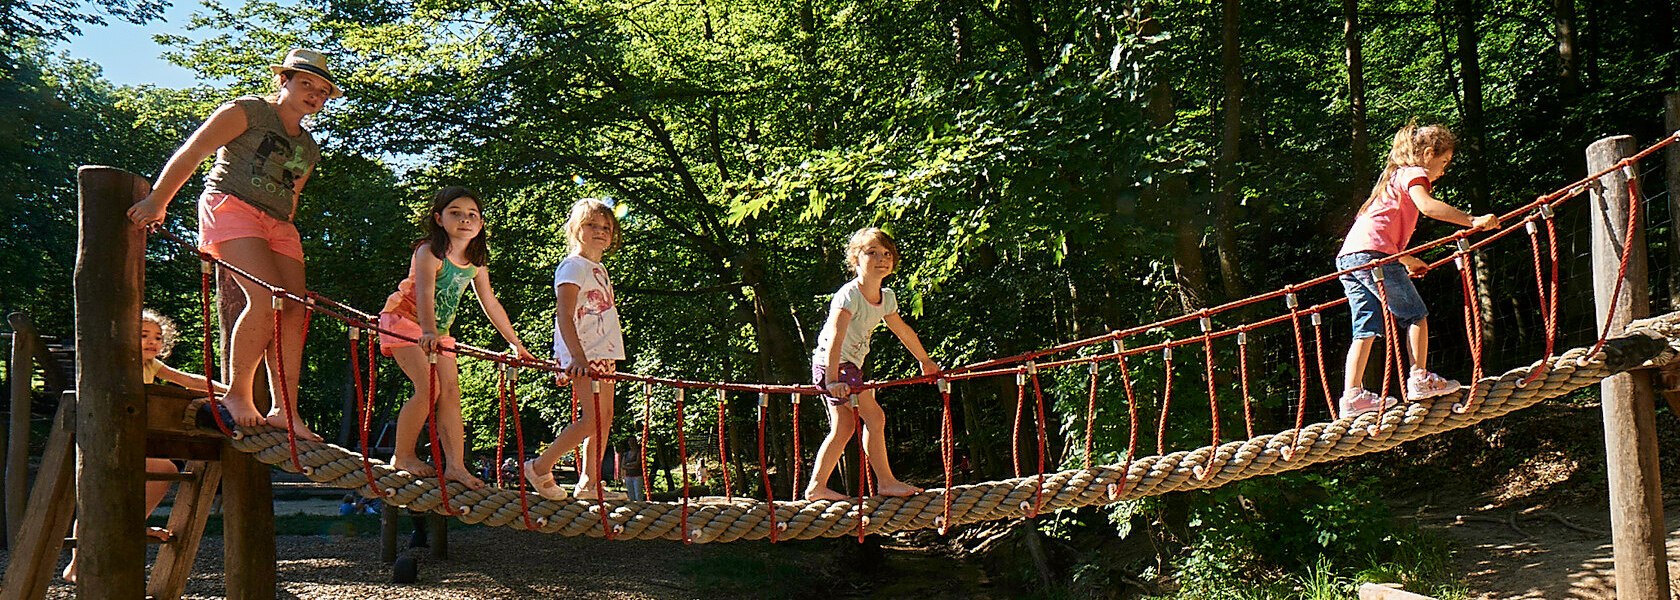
[[845, 227, 900, 276], [1384, 121, 1457, 177], [564, 198, 621, 255], [421, 186, 490, 266], [140, 309, 178, 362]]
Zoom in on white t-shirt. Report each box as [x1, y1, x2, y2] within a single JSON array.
[[812, 279, 898, 367], [552, 254, 626, 368]]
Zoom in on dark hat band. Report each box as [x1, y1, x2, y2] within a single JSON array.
[[281, 62, 337, 86]]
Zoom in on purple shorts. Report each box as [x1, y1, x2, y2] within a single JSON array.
[[812, 362, 865, 406]]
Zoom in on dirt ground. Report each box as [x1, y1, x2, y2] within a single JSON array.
[[1421, 504, 1680, 599]]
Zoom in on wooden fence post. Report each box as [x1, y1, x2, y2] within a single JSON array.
[[4, 313, 36, 547], [73, 165, 149, 597], [1586, 135, 1671, 600]]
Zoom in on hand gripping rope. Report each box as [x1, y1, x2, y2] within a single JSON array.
[[1454, 240, 1486, 413], [755, 392, 779, 543], [1193, 316, 1222, 481], [196, 257, 234, 437], [1154, 346, 1174, 455]]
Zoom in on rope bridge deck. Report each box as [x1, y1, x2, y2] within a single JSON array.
[[202, 311, 1680, 543]]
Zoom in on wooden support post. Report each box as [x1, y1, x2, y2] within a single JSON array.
[[1587, 135, 1672, 600], [428, 513, 447, 559], [0, 393, 78, 600], [73, 166, 150, 597], [5, 313, 36, 546], [217, 266, 278, 599], [1663, 94, 1680, 415], [381, 499, 399, 563]]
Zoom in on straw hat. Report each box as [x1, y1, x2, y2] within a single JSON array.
[[268, 49, 343, 99]]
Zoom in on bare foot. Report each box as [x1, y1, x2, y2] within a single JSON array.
[[443, 464, 486, 490], [221, 395, 265, 428], [390, 455, 437, 477], [264, 412, 323, 442], [146, 526, 172, 542], [878, 481, 923, 497], [805, 486, 849, 501]]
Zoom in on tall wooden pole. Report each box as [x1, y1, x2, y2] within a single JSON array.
[[1586, 135, 1671, 600], [1665, 93, 1680, 311], [217, 267, 278, 599], [73, 165, 149, 597], [4, 313, 36, 546]]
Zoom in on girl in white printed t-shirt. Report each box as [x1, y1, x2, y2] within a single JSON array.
[[524, 199, 627, 501]]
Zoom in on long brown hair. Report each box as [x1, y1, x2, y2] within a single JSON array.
[[1358, 121, 1457, 215], [417, 186, 490, 266]]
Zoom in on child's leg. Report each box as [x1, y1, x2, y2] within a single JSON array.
[[433, 356, 484, 489], [1343, 337, 1377, 392], [573, 379, 616, 492], [857, 390, 921, 496], [143, 458, 176, 538], [212, 238, 285, 428], [1407, 318, 1430, 374], [388, 346, 439, 477], [260, 253, 319, 441], [532, 373, 605, 474], [804, 402, 857, 501]]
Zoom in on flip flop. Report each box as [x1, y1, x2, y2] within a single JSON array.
[[523, 460, 569, 501]]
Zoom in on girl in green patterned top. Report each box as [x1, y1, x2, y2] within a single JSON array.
[[379, 187, 534, 489]]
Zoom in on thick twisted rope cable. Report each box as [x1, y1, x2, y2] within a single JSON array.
[[209, 312, 1680, 542]]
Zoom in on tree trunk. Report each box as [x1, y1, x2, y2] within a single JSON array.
[[1454, 0, 1497, 348], [1345, 0, 1371, 195], [1553, 0, 1580, 95], [1214, 0, 1248, 303], [1136, 14, 1210, 312]]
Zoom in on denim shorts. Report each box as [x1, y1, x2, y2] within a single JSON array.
[[1336, 251, 1428, 339]]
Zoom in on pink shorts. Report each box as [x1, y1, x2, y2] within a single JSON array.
[[198, 192, 304, 263], [378, 312, 456, 357]]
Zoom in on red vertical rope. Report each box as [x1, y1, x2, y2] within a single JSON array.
[[425, 357, 456, 515], [640, 383, 653, 500], [938, 379, 954, 533], [1371, 268, 1406, 402], [349, 327, 379, 494], [1011, 371, 1025, 477], [1455, 243, 1487, 412], [716, 389, 733, 501], [1521, 217, 1553, 385], [1590, 169, 1642, 356], [1310, 313, 1336, 418], [1027, 363, 1047, 516], [1155, 347, 1174, 455], [495, 361, 509, 488], [1285, 293, 1310, 458], [1114, 338, 1140, 497], [506, 365, 535, 530], [587, 379, 614, 539], [272, 293, 304, 473], [1236, 329, 1254, 439], [790, 394, 802, 501], [853, 394, 867, 543], [1082, 362, 1099, 470], [676, 388, 691, 544], [1198, 317, 1221, 455], [756, 393, 778, 543], [198, 260, 232, 436]]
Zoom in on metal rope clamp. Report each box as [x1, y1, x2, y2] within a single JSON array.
[[1456, 238, 1472, 271]]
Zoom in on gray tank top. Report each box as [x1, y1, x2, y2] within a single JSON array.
[[203, 96, 320, 222]]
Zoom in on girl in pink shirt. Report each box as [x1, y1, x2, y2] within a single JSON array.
[[1335, 122, 1498, 416]]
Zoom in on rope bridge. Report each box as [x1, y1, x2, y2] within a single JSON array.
[[153, 131, 1680, 543]]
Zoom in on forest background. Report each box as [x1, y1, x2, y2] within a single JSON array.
[[2, 0, 1678, 596]]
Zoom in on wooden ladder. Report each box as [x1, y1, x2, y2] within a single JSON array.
[[0, 385, 227, 600]]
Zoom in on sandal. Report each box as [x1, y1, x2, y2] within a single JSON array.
[[573, 486, 627, 501], [523, 460, 569, 501]]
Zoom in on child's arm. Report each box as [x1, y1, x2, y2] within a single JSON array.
[[555, 283, 590, 379], [409, 246, 445, 354], [883, 313, 940, 376], [1409, 185, 1499, 230], [155, 364, 230, 394], [821, 309, 854, 398], [127, 104, 250, 226], [471, 266, 535, 360]]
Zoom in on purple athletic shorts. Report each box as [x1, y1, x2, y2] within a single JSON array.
[[812, 362, 865, 406]]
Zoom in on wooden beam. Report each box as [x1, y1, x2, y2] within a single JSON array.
[[0, 393, 77, 600], [1587, 135, 1672, 599], [73, 166, 150, 597], [4, 312, 35, 546], [147, 460, 222, 600], [1357, 582, 1437, 600]]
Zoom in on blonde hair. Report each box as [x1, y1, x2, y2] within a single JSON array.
[[141, 309, 179, 360], [1360, 121, 1457, 215], [845, 227, 900, 274], [563, 199, 621, 254]]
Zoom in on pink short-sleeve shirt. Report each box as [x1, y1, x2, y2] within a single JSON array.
[[1338, 166, 1432, 256]]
